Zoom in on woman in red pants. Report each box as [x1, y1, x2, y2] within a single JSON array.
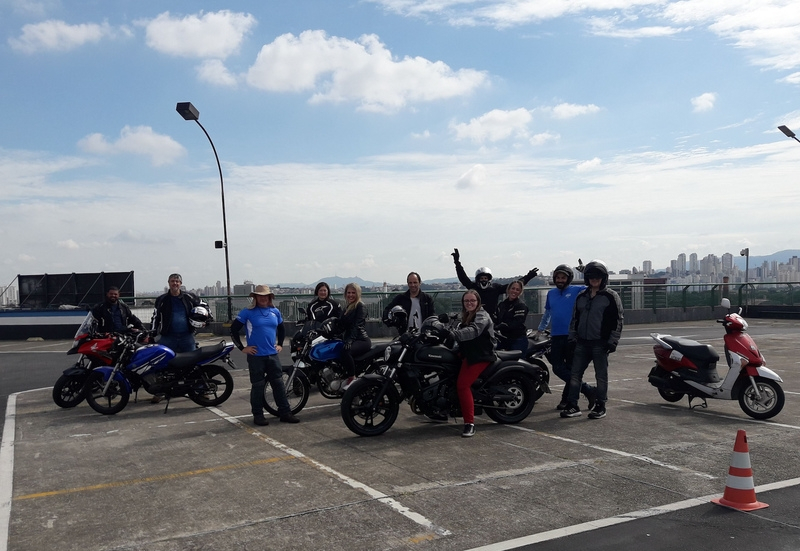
[[437, 289, 497, 437]]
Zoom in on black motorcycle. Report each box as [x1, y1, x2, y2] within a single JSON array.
[[264, 314, 387, 416], [340, 315, 548, 436]]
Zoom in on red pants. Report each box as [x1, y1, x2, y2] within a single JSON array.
[[457, 359, 490, 424]]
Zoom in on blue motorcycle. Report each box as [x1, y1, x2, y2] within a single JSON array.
[[85, 332, 236, 415]]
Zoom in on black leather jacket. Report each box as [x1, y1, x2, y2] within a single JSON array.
[[339, 302, 370, 345], [90, 300, 144, 333], [151, 291, 203, 336]]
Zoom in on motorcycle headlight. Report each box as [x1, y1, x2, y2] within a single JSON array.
[[384, 346, 393, 361]]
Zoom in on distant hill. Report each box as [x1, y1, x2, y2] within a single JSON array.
[[733, 249, 800, 269]]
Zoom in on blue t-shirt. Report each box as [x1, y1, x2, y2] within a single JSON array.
[[235, 306, 283, 356], [169, 295, 191, 335], [538, 285, 585, 336]]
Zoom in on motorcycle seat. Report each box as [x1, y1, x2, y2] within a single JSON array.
[[497, 350, 522, 361], [168, 342, 227, 369], [661, 336, 719, 363]]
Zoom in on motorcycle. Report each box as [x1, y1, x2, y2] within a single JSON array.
[[85, 331, 237, 415], [495, 327, 553, 403], [265, 314, 387, 416], [340, 314, 548, 437], [53, 313, 127, 408], [647, 298, 785, 420]]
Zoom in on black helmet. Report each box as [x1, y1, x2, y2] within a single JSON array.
[[189, 305, 211, 328], [384, 305, 407, 328], [583, 260, 609, 288], [552, 264, 574, 286]]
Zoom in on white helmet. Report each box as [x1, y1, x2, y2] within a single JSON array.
[[475, 267, 493, 289], [189, 306, 211, 328]]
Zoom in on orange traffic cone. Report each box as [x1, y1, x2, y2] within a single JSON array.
[[711, 429, 768, 511]]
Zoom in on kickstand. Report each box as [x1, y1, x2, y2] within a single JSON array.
[[688, 396, 708, 410], [163, 397, 171, 414]]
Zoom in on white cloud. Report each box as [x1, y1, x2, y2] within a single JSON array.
[[551, 102, 601, 119], [450, 108, 532, 143], [455, 163, 486, 189], [691, 92, 717, 112], [779, 72, 800, 84], [587, 16, 687, 39], [77, 126, 186, 166], [197, 59, 238, 86], [9, 20, 116, 53], [142, 10, 256, 59], [58, 239, 79, 249], [576, 157, 602, 171], [245, 30, 487, 112]]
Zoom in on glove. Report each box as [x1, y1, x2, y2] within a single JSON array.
[[607, 342, 617, 353], [533, 330, 542, 341], [344, 341, 352, 351], [496, 323, 509, 333], [526, 267, 539, 279], [451, 248, 460, 263], [575, 258, 585, 273]]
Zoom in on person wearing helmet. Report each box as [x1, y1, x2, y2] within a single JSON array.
[[230, 285, 300, 426], [561, 260, 624, 420], [382, 272, 436, 334], [306, 281, 342, 323], [151, 273, 207, 354], [452, 248, 539, 320], [536, 261, 596, 410]]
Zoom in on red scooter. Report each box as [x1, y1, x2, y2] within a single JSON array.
[[647, 298, 784, 420]]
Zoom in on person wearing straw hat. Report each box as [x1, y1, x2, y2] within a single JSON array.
[[230, 285, 300, 426]]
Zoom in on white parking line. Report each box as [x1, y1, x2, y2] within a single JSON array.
[[0, 395, 17, 551], [465, 477, 800, 551], [207, 406, 452, 538], [509, 424, 717, 479]]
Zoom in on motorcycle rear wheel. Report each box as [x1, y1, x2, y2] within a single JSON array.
[[188, 365, 234, 407], [265, 368, 310, 416], [85, 371, 129, 415], [340, 378, 400, 437], [52, 373, 86, 408], [484, 373, 536, 424], [657, 388, 685, 403], [739, 377, 785, 420]]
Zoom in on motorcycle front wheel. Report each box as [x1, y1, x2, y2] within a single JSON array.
[[265, 368, 310, 416], [52, 373, 87, 408], [85, 372, 130, 415], [657, 388, 685, 402], [484, 373, 536, 424], [739, 377, 785, 420], [340, 378, 400, 437], [188, 365, 234, 407]]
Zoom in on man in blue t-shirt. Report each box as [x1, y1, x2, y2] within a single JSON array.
[[230, 285, 300, 427], [536, 262, 596, 410]]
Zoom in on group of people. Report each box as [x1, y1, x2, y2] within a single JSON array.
[[88, 255, 623, 437]]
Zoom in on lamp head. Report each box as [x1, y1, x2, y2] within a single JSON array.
[[176, 102, 199, 121]]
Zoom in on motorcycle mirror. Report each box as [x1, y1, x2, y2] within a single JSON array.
[[720, 298, 731, 310], [437, 313, 450, 324]]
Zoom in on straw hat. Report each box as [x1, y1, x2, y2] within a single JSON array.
[[249, 285, 274, 298]]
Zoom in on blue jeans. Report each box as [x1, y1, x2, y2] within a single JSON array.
[[566, 340, 608, 406], [247, 354, 290, 417], [157, 333, 196, 353], [551, 335, 592, 400]]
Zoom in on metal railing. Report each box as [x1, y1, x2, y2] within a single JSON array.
[[128, 281, 800, 323]]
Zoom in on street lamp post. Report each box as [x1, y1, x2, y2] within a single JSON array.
[[176, 101, 233, 322], [778, 125, 800, 144], [740, 248, 749, 307]]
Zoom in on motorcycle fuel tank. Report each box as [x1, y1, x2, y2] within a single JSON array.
[[414, 345, 460, 367], [127, 344, 176, 374], [310, 340, 344, 362]]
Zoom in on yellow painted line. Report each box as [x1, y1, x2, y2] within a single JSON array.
[[14, 456, 294, 501]]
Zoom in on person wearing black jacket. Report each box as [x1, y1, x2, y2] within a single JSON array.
[[452, 248, 538, 320], [495, 280, 529, 354], [90, 287, 144, 333], [382, 272, 436, 333], [150, 273, 204, 354], [306, 281, 342, 322], [338, 282, 371, 391], [433, 289, 496, 438]]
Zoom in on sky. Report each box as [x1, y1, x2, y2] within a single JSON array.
[[2, 0, 799, 293]]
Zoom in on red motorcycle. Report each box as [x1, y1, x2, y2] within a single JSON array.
[[647, 298, 784, 419], [52, 314, 130, 408]]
